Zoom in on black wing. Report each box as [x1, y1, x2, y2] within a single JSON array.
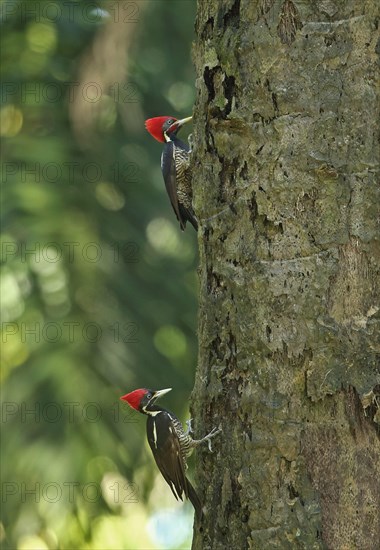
[[147, 412, 188, 501]]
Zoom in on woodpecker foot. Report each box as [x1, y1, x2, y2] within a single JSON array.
[[185, 419, 193, 435], [188, 133, 193, 152], [195, 426, 222, 453], [206, 426, 222, 452]]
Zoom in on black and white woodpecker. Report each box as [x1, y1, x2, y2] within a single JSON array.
[[145, 115, 198, 231], [120, 387, 221, 519]]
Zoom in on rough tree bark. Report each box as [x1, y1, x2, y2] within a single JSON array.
[[190, 1, 380, 549]]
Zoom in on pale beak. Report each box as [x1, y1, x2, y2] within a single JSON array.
[[153, 388, 172, 400], [176, 116, 192, 126], [168, 116, 192, 132]]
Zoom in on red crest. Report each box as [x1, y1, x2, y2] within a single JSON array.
[[120, 388, 148, 410]]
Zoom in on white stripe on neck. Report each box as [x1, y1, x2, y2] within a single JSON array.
[[143, 407, 161, 416]]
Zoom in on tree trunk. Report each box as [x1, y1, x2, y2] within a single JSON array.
[[191, 1, 380, 548]]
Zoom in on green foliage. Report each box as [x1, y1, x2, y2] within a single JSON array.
[[1, 1, 197, 548]]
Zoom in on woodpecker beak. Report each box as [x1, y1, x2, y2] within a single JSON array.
[[176, 116, 192, 126], [168, 116, 192, 132], [152, 388, 172, 400]]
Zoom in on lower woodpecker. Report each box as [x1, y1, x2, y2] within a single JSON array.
[[120, 387, 221, 519]]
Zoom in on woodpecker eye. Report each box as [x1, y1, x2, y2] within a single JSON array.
[[146, 392, 152, 399], [167, 119, 174, 125]]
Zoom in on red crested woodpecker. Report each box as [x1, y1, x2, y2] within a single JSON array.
[[120, 387, 221, 519], [145, 116, 198, 231]]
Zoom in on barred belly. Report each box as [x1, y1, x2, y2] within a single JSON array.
[[170, 416, 194, 466]]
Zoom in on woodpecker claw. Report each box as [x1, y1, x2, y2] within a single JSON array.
[[207, 427, 222, 452], [188, 133, 193, 152], [185, 419, 193, 435], [196, 426, 222, 453]]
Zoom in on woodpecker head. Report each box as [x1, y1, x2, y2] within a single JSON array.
[[145, 116, 192, 143], [120, 388, 172, 414]]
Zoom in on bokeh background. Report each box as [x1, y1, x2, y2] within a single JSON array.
[[1, 1, 197, 548]]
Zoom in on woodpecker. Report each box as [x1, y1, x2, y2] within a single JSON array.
[[120, 387, 221, 519], [145, 116, 198, 231]]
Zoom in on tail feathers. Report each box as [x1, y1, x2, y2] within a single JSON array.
[[186, 478, 202, 520], [179, 204, 198, 231], [188, 212, 198, 231]]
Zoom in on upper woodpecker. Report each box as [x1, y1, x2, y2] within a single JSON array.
[[120, 387, 221, 519], [145, 116, 198, 231]]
